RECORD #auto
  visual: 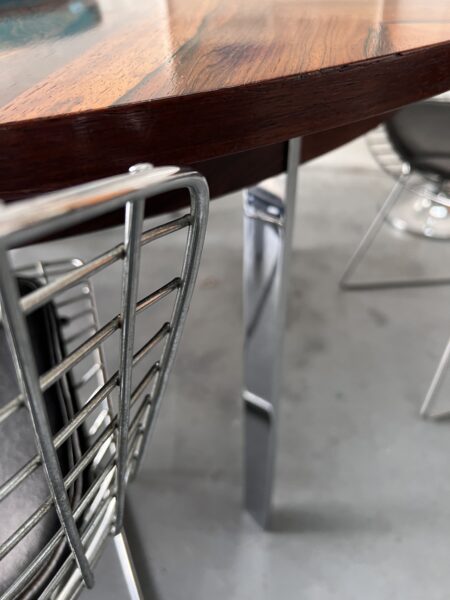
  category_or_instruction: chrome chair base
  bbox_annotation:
[387,184,450,240]
[243,138,301,528]
[340,168,450,420]
[340,169,450,291]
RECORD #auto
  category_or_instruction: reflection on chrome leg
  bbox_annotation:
[243,138,301,528]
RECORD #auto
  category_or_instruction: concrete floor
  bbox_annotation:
[39,137,450,599]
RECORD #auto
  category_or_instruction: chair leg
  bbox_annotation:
[340,167,450,290]
[243,137,301,528]
[340,166,450,420]
[339,169,430,291]
[114,532,144,600]
[420,336,450,420]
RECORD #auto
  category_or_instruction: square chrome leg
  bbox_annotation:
[243,138,301,528]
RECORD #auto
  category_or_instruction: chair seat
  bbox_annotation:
[386,100,450,180]
[0,278,82,599]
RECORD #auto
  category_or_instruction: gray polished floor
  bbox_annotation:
[70,137,450,599]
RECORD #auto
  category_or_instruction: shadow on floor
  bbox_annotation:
[270,503,391,536]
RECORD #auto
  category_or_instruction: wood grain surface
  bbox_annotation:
[1,0,449,202]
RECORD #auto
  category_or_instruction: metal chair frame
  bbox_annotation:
[341,92,450,291]
[13,259,144,599]
[340,139,450,291]
[0,164,209,599]
[339,95,450,419]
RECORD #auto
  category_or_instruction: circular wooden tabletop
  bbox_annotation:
[1,0,450,202]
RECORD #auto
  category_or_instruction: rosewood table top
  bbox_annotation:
[1,0,450,205]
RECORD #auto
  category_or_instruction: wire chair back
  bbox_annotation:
[0,164,209,599]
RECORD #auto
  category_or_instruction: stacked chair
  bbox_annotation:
[340,95,450,418]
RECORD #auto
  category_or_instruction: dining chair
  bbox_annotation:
[0,163,208,599]
[339,95,450,418]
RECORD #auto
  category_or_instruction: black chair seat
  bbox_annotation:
[386,100,450,180]
[0,278,83,599]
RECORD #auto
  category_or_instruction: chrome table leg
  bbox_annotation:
[243,137,301,527]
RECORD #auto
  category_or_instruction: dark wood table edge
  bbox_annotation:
[1,40,449,223]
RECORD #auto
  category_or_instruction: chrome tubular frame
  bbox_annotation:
[0,252,96,589]
[340,173,450,417]
[339,163,450,290]
[340,101,450,418]
[339,164,421,291]
[243,138,301,527]
[0,164,209,599]
[115,197,145,534]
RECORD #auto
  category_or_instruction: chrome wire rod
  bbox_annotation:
[1,316,165,598]
[16,214,190,317]
[0,165,197,245]
[126,396,152,461]
[115,198,145,533]
[14,259,85,273]
[1,463,117,600]
[0,361,159,561]
[132,172,209,474]
[339,168,411,290]
[0,317,120,423]
[42,428,148,600]
[0,279,179,423]
[130,364,160,408]
[20,245,124,315]
[0,421,116,561]
[81,275,112,425]
[0,498,54,560]
[38,495,116,600]
[54,423,146,600]
[140,214,190,245]
[0,165,209,600]
[0,325,169,503]
[0,249,94,589]
[133,323,170,364]
[136,278,181,313]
